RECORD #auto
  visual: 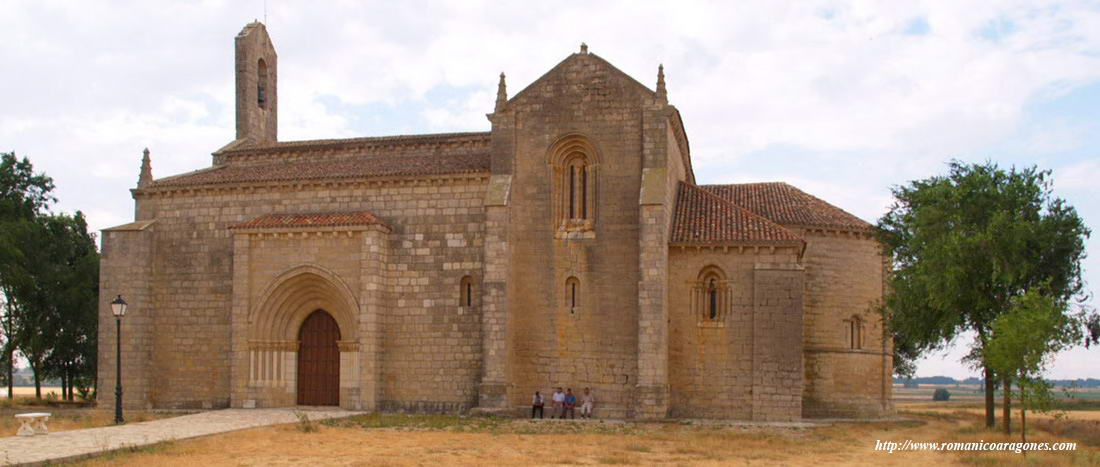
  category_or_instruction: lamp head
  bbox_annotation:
[111,295,128,317]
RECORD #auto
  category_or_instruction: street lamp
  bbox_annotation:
[110,295,127,424]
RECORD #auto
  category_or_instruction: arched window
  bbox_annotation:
[565,277,580,314]
[257,59,268,109]
[549,135,599,234]
[460,276,475,307]
[848,315,863,349]
[707,278,719,320]
[693,266,728,325]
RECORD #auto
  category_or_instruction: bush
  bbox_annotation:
[932,388,951,401]
[294,410,318,433]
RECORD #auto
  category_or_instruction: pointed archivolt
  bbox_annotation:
[250,265,359,343]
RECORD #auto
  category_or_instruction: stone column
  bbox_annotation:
[478,175,512,410]
[636,176,670,419]
[228,233,251,407]
[635,99,673,419]
[358,227,388,411]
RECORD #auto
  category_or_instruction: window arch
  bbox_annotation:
[257,58,269,109]
[692,266,729,325]
[565,277,580,314]
[847,315,864,349]
[549,135,599,233]
[459,276,475,307]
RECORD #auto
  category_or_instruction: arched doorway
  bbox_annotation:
[297,310,340,406]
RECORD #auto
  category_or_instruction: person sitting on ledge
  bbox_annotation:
[531,391,545,419]
[563,388,577,419]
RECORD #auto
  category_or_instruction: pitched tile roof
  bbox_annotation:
[216,131,491,155]
[702,182,871,231]
[230,211,386,230]
[671,182,802,244]
[149,151,490,188]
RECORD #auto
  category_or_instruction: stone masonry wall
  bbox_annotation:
[500,52,658,418]
[751,264,804,421]
[97,225,156,411]
[667,247,801,419]
[131,177,487,410]
[799,230,893,418]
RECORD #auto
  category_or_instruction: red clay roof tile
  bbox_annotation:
[702,182,871,231]
[671,182,802,244]
[150,151,489,188]
[230,211,385,230]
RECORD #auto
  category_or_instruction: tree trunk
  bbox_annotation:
[1019,371,1027,445]
[61,372,69,402]
[984,366,996,428]
[5,344,11,400]
[32,361,40,399]
[5,310,11,400]
[1002,377,1011,435]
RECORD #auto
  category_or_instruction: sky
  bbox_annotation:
[1,1,1098,380]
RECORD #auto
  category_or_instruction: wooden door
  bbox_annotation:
[297,310,340,406]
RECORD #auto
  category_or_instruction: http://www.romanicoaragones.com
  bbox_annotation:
[875,439,1076,454]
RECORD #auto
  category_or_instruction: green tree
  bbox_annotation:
[0,152,55,399]
[41,213,99,401]
[877,160,1092,429]
[3,213,99,399]
[985,289,1083,443]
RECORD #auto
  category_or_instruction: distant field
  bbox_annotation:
[894,383,1100,405]
[4,386,62,397]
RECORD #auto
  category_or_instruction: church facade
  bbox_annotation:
[98,22,893,420]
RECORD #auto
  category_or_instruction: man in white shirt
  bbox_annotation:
[552,387,565,419]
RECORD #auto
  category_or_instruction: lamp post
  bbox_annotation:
[110,295,127,424]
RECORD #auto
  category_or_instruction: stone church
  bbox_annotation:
[98,22,893,420]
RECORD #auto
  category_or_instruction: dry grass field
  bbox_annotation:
[73,407,1099,467]
[0,392,179,435]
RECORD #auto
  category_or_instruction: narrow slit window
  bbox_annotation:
[569,166,576,219]
[708,279,718,320]
[849,316,863,349]
[566,277,580,313]
[460,276,474,307]
[580,168,588,219]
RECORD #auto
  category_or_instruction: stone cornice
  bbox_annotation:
[670,243,804,254]
[132,172,490,199]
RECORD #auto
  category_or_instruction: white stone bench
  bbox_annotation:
[14,412,51,436]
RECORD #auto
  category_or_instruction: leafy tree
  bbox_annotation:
[0,152,54,220]
[4,213,99,399]
[877,160,1093,428]
[0,152,55,399]
[1,153,99,401]
[985,289,1082,443]
[41,213,99,401]
[932,388,951,401]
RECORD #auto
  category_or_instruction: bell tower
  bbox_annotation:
[234,21,277,144]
